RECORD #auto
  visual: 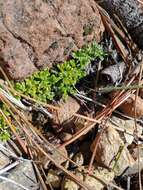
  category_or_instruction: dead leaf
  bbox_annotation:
[119,94,143,118]
[101,62,126,84]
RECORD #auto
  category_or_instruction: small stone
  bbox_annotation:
[62,177,79,190]
[119,157,143,190]
[62,165,114,190]
[108,116,142,145]
[74,117,87,133]
[101,62,126,84]
[0,151,10,170]
[122,158,143,176]
[43,146,68,169]
[72,152,84,167]
[46,169,62,188]
[0,161,38,190]
[83,166,115,190]
[59,132,72,142]
[0,79,7,85]
[61,171,83,190]
[74,116,91,140]
[56,97,80,124]
[90,126,135,176]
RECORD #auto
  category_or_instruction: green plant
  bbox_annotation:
[0,116,10,141]
[53,60,86,99]
[15,69,54,102]
[0,103,10,141]
[14,41,105,101]
[72,41,105,63]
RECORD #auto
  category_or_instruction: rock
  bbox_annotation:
[43,146,68,169]
[90,126,135,176]
[61,171,83,190]
[0,151,10,170]
[0,20,37,80]
[59,132,73,142]
[0,161,38,190]
[74,115,91,140]
[46,169,62,188]
[74,116,87,132]
[0,0,104,80]
[119,94,143,118]
[100,0,143,48]
[118,157,143,190]
[108,116,142,145]
[61,166,114,190]
[56,96,80,124]
[83,166,115,190]
[72,152,84,167]
[62,177,79,190]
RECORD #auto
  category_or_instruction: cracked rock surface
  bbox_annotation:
[0,0,104,80]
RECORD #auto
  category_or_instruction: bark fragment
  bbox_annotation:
[100,0,143,48]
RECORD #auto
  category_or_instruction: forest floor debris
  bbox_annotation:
[0,1,143,190]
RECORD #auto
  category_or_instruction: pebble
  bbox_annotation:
[72,152,84,167]
[90,125,135,176]
[46,169,62,188]
[59,132,72,142]
[61,165,114,190]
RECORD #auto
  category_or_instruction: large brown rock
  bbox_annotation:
[0,0,104,80]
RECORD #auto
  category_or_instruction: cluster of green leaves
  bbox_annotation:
[0,103,10,141]
[14,42,105,102]
[15,69,54,101]
[0,117,10,141]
